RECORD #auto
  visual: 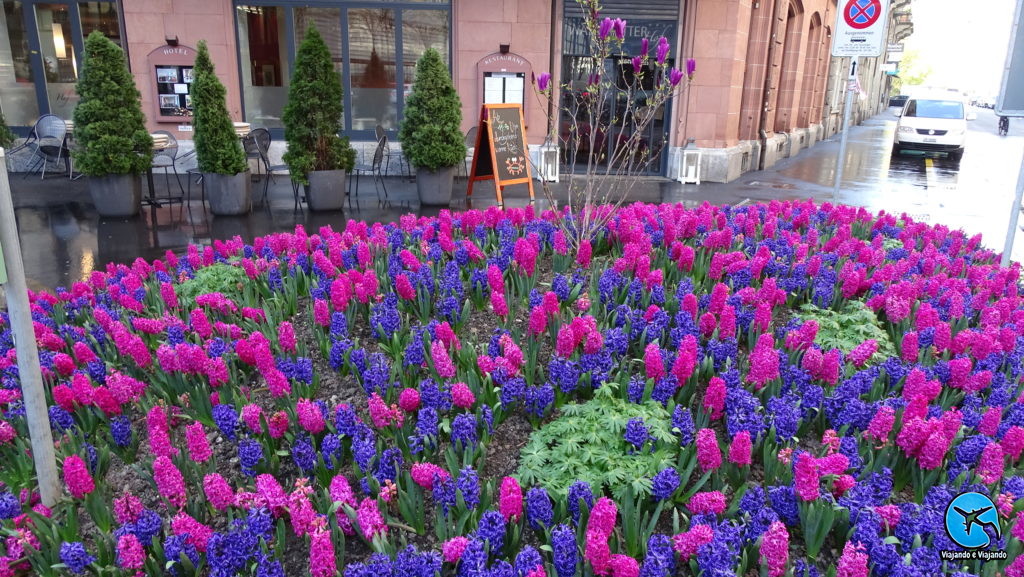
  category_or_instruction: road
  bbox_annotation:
[689,105,1024,263]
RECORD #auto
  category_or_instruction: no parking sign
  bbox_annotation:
[833,0,891,57]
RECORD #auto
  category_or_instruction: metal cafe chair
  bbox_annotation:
[16,114,71,179]
[248,127,297,209]
[460,126,478,178]
[150,130,186,217]
[350,136,389,209]
[376,124,410,181]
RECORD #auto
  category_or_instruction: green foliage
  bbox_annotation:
[0,106,15,149]
[893,49,931,92]
[282,27,356,185]
[192,40,247,175]
[796,300,897,362]
[72,31,152,176]
[176,263,247,304]
[399,48,465,171]
[516,387,678,501]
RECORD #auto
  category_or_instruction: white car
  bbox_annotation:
[892,95,976,162]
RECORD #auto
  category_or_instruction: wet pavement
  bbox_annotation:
[7,107,1024,291]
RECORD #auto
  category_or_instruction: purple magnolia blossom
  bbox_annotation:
[641,37,649,55]
[686,58,697,77]
[669,68,685,86]
[632,56,643,75]
[657,37,670,65]
[537,72,551,91]
[599,18,614,40]
[612,18,627,40]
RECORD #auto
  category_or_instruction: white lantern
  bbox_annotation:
[678,138,701,185]
[538,141,560,183]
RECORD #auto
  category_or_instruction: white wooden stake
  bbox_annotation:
[0,148,61,507]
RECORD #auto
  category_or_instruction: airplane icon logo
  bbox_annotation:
[945,493,1002,550]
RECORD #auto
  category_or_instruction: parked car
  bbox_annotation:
[888,94,910,108]
[892,94,976,162]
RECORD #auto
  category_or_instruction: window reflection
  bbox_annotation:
[237,5,288,128]
[295,7,343,127]
[349,8,396,131]
[37,3,77,119]
[79,2,121,47]
[401,9,448,91]
[0,1,39,125]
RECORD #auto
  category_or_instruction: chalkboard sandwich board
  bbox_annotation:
[467,103,535,206]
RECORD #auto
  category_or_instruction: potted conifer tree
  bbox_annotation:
[282,27,355,211]
[73,31,151,217]
[192,40,250,215]
[399,48,465,206]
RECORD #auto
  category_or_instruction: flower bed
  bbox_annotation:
[1,200,1023,576]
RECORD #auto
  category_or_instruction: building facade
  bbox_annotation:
[0,0,912,182]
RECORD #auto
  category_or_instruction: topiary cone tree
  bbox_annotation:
[72,31,152,177]
[399,48,465,173]
[282,26,355,186]
[192,40,246,176]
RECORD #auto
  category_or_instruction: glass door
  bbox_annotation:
[558,54,671,175]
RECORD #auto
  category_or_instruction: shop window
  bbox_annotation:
[0,1,39,126]
[236,5,287,128]
[78,2,120,47]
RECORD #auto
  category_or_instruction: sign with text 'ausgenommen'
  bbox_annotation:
[832,0,891,57]
[467,103,535,205]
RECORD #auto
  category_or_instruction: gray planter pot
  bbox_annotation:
[205,171,251,216]
[415,166,455,206]
[306,169,347,211]
[88,174,142,217]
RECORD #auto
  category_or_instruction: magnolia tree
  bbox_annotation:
[534,0,695,246]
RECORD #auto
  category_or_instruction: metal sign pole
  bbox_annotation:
[0,148,61,507]
[832,58,858,204]
[1002,150,1024,268]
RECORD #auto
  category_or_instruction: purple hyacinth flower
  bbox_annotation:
[537,72,551,91]
[599,18,614,40]
[686,58,697,77]
[657,37,670,65]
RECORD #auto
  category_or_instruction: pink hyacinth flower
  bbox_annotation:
[63,455,94,499]
[696,429,721,472]
[152,456,186,508]
[728,431,752,467]
[184,422,212,463]
[836,541,870,577]
[702,377,726,420]
[609,555,639,577]
[296,398,325,434]
[309,529,337,577]
[442,536,470,563]
[499,476,524,521]
[759,521,789,577]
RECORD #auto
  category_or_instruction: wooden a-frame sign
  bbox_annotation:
[467,103,535,205]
